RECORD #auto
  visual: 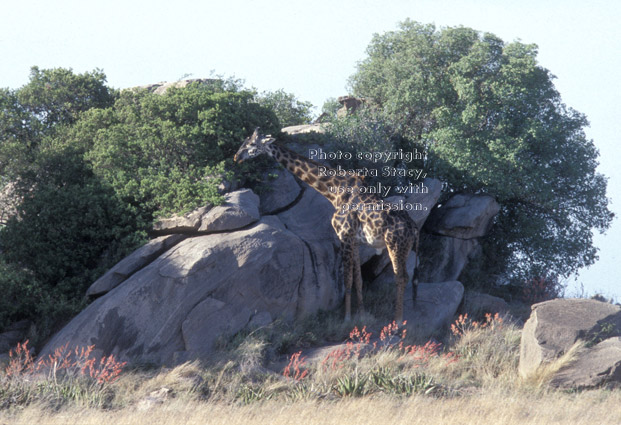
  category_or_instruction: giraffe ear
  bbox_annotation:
[261,135,276,145]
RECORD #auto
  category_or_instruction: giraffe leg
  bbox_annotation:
[387,242,410,324]
[352,241,364,315]
[342,241,354,322]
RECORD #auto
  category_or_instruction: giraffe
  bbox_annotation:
[234,128,419,322]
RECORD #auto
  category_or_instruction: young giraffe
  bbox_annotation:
[234,128,419,322]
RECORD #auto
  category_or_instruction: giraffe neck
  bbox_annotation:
[265,143,361,208]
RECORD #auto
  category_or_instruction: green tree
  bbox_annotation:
[0,67,115,184]
[321,97,341,120]
[256,89,314,127]
[16,66,115,131]
[349,20,613,287]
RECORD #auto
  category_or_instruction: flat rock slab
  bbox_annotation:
[152,189,261,235]
[152,206,210,234]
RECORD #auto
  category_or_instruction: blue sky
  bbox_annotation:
[2,0,620,298]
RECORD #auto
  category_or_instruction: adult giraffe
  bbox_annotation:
[234,128,419,322]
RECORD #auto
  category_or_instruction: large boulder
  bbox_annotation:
[404,178,443,229]
[40,215,342,365]
[275,186,342,315]
[258,169,302,215]
[549,337,621,389]
[39,134,478,367]
[418,236,480,283]
[519,298,621,389]
[426,194,500,239]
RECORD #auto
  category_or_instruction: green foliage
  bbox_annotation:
[368,368,437,396]
[0,68,282,336]
[348,20,613,287]
[0,67,115,180]
[68,83,279,216]
[255,89,314,127]
[0,260,42,332]
[16,66,115,131]
[334,368,369,397]
[320,97,341,120]
[0,166,146,330]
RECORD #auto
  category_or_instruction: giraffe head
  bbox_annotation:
[234,128,275,163]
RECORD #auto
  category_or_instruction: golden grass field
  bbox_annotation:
[5,389,621,425]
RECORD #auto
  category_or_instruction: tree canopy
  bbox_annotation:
[348,20,612,286]
[256,88,314,127]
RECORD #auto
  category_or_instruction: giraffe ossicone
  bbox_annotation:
[234,128,419,322]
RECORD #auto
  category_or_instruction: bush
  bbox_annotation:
[0,175,146,332]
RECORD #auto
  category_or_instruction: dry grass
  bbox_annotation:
[522,340,587,389]
[4,389,621,425]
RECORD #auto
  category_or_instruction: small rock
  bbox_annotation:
[404,281,465,337]
[461,291,509,317]
[137,387,172,411]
